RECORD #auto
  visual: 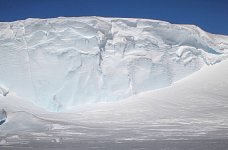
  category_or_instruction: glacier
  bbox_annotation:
[0,16,228,150]
[0,17,228,111]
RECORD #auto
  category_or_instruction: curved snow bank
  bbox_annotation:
[0,17,228,111]
[69,59,228,121]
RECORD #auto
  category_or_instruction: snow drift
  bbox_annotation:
[0,17,228,111]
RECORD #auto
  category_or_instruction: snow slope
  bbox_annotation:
[0,17,228,111]
[0,52,228,150]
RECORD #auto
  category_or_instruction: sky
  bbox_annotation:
[0,0,228,35]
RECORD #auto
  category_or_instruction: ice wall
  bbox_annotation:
[0,17,227,111]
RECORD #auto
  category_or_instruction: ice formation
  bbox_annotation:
[0,85,9,97]
[0,17,228,111]
[0,109,7,125]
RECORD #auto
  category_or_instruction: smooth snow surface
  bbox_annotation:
[0,17,228,111]
[0,54,228,150]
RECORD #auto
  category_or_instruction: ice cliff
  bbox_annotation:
[0,16,228,111]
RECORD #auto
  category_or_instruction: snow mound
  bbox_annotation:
[0,17,228,111]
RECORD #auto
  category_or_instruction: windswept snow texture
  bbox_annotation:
[0,17,228,111]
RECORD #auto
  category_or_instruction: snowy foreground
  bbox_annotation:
[0,17,228,149]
